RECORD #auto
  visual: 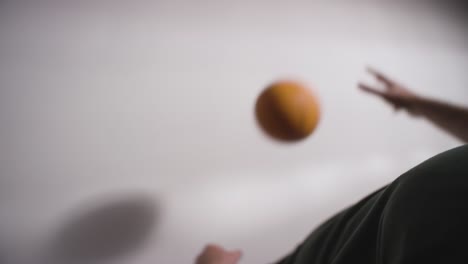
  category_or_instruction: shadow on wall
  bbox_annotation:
[47,193,158,264]
[432,0,468,22]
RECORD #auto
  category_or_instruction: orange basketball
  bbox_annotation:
[255,80,320,142]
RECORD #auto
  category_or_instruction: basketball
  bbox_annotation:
[255,80,320,142]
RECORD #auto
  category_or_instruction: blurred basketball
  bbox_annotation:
[255,80,320,142]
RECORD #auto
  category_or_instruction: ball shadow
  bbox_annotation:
[51,193,158,263]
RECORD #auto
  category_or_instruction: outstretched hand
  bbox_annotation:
[358,68,420,116]
[195,244,242,264]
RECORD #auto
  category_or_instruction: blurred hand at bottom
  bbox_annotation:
[195,244,242,264]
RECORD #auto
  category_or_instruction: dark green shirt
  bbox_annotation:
[276,145,468,264]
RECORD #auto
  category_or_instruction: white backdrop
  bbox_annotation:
[0,1,467,263]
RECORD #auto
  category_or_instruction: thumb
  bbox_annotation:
[227,250,242,263]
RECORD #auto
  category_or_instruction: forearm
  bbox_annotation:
[413,96,468,143]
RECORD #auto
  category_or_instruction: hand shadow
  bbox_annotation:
[48,193,158,264]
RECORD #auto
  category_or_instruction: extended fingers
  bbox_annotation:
[366,67,395,87]
[358,83,386,97]
[359,82,402,109]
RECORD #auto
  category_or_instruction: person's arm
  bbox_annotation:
[358,68,468,143]
[195,244,242,264]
